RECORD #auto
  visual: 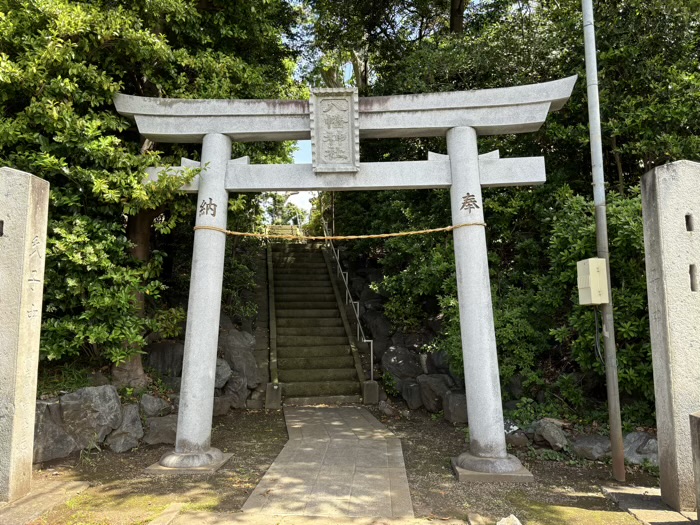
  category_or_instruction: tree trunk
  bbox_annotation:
[111,207,163,389]
[450,0,466,33]
[611,136,625,194]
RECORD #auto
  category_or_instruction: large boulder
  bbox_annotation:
[425,350,464,390]
[219,311,236,332]
[219,327,255,352]
[219,329,259,390]
[623,432,658,465]
[106,404,144,453]
[140,394,171,418]
[34,400,78,463]
[213,395,234,417]
[361,310,392,340]
[360,286,382,304]
[381,346,423,380]
[391,330,432,351]
[426,350,450,375]
[143,415,178,445]
[224,371,249,409]
[215,358,233,389]
[572,435,611,461]
[373,338,393,362]
[400,380,423,410]
[146,341,185,378]
[350,276,366,298]
[443,391,468,424]
[416,374,452,413]
[533,419,568,451]
[60,385,122,449]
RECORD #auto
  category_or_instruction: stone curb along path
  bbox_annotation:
[241,407,415,519]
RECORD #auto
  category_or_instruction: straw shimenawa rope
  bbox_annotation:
[193,222,486,241]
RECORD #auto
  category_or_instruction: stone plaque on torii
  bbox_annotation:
[114,75,576,479]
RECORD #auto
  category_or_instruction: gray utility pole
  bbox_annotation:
[581,0,625,482]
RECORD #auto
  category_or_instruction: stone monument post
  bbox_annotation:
[642,160,700,511]
[0,168,50,502]
[159,134,232,469]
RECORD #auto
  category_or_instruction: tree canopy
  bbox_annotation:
[306,0,700,423]
[0,0,301,368]
[1,0,698,421]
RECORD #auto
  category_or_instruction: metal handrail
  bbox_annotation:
[321,220,374,381]
[266,244,279,385]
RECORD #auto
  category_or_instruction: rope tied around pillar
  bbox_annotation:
[193,222,486,241]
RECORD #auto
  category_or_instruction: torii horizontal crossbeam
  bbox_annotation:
[147,154,545,193]
[115,76,576,143]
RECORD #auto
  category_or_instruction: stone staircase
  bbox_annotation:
[271,243,363,405]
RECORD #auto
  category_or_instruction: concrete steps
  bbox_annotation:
[278,356,355,369]
[279,368,358,382]
[274,280,333,288]
[277,318,343,328]
[276,293,338,302]
[277,345,352,358]
[283,381,361,397]
[276,309,339,318]
[278,335,349,346]
[277,326,347,336]
[275,301,338,310]
[283,395,362,406]
[271,242,361,406]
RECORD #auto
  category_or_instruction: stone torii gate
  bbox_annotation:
[114,76,576,480]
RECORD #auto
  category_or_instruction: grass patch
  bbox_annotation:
[37,362,93,398]
[507,491,639,525]
[182,497,221,512]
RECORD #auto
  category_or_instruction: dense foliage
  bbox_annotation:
[311,0,700,423]
[0,0,300,366]
[1,0,697,422]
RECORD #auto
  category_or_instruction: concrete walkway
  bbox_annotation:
[242,407,414,519]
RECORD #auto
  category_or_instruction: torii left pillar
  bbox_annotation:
[158,134,233,469]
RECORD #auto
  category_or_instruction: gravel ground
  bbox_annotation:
[368,406,656,524]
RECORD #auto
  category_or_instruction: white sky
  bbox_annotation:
[288,140,314,215]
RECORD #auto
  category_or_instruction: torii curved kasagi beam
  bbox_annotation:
[116,77,577,482]
[114,75,576,142]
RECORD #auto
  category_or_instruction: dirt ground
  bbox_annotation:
[375,408,654,524]
[28,407,656,525]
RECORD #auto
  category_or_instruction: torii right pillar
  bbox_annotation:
[447,127,533,481]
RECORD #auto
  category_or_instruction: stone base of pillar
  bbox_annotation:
[158,447,225,469]
[451,453,533,483]
[148,449,232,475]
[362,380,379,405]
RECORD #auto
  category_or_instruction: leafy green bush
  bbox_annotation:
[436,186,651,418]
[547,187,651,403]
[0,0,299,366]
[382,372,400,397]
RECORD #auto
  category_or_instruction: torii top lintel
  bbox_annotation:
[114,76,577,144]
